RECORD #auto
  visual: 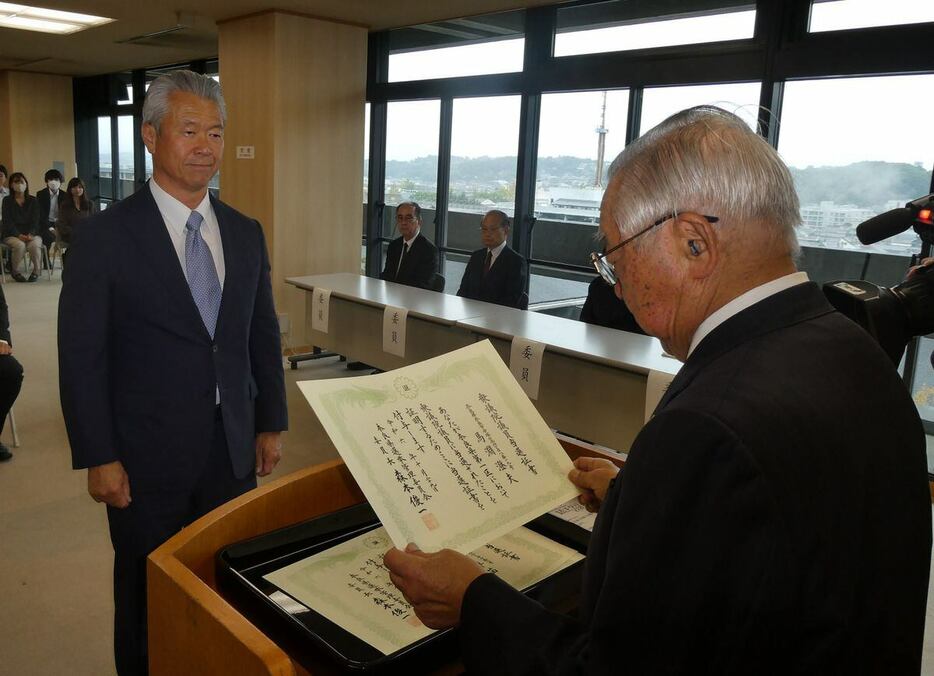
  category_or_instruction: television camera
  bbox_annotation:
[823,193,934,366]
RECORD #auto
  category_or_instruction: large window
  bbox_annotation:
[387,10,525,83]
[912,339,934,435]
[362,103,370,274]
[442,95,522,293]
[778,74,934,256]
[555,1,756,57]
[95,113,136,205]
[809,0,934,32]
[531,89,631,303]
[390,40,525,83]
[384,100,440,241]
[640,82,762,135]
[117,115,135,199]
[97,116,113,204]
[365,3,934,435]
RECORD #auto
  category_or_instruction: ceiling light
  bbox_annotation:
[0,2,114,35]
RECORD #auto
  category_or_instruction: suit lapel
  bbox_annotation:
[388,239,401,276]
[123,185,211,340]
[397,237,411,276]
[490,246,511,276]
[212,195,240,337]
[402,235,421,275]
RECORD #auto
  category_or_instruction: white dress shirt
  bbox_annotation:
[48,190,60,223]
[688,271,810,356]
[402,228,421,248]
[487,239,507,266]
[149,178,225,288]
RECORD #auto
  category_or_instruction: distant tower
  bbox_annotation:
[594,91,608,188]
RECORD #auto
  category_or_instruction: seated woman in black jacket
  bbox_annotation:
[1,172,42,282]
[57,177,94,241]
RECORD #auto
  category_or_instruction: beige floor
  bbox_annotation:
[1,276,934,675]
[0,274,351,675]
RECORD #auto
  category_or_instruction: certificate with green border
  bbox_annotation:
[297,340,580,554]
[264,525,584,655]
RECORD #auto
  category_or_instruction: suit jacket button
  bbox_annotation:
[212,345,218,353]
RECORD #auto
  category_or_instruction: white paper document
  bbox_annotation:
[549,498,598,532]
[509,336,546,400]
[297,340,579,554]
[382,305,408,357]
[264,525,584,655]
[311,287,331,334]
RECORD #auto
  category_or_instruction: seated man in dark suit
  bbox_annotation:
[385,106,931,673]
[36,168,64,252]
[456,209,528,309]
[0,283,23,462]
[380,201,438,289]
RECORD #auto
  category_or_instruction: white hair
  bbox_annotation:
[606,105,800,257]
[141,70,226,133]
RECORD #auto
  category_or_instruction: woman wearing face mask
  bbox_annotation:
[1,172,42,282]
[56,178,94,266]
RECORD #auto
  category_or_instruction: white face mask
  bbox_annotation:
[48,180,61,192]
[12,183,26,194]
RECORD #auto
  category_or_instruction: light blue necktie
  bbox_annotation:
[185,210,221,338]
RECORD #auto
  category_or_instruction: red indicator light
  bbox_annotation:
[919,208,933,224]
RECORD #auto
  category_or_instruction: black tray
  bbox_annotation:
[217,502,590,673]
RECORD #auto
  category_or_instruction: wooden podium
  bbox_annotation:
[147,442,622,675]
[147,459,366,675]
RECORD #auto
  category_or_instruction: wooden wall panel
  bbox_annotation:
[3,71,75,189]
[219,12,366,347]
[0,74,11,174]
[218,14,277,237]
[273,13,366,348]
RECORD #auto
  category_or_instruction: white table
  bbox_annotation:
[287,273,680,451]
[287,273,493,370]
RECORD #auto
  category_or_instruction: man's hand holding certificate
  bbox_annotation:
[269,340,593,655]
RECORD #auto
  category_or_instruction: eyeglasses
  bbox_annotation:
[396,214,418,223]
[590,212,719,286]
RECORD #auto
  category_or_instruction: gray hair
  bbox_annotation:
[606,105,800,257]
[142,70,226,133]
[484,209,510,230]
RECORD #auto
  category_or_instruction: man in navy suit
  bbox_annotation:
[59,71,287,676]
[385,107,931,672]
[380,201,438,289]
[456,209,528,309]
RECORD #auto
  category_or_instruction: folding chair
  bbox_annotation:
[49,231,68,273]
[0,242,9,284]
[7,408,18,448]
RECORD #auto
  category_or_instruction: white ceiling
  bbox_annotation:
[0,0,560,77]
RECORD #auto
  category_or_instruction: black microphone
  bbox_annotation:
[856,208,914,245]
